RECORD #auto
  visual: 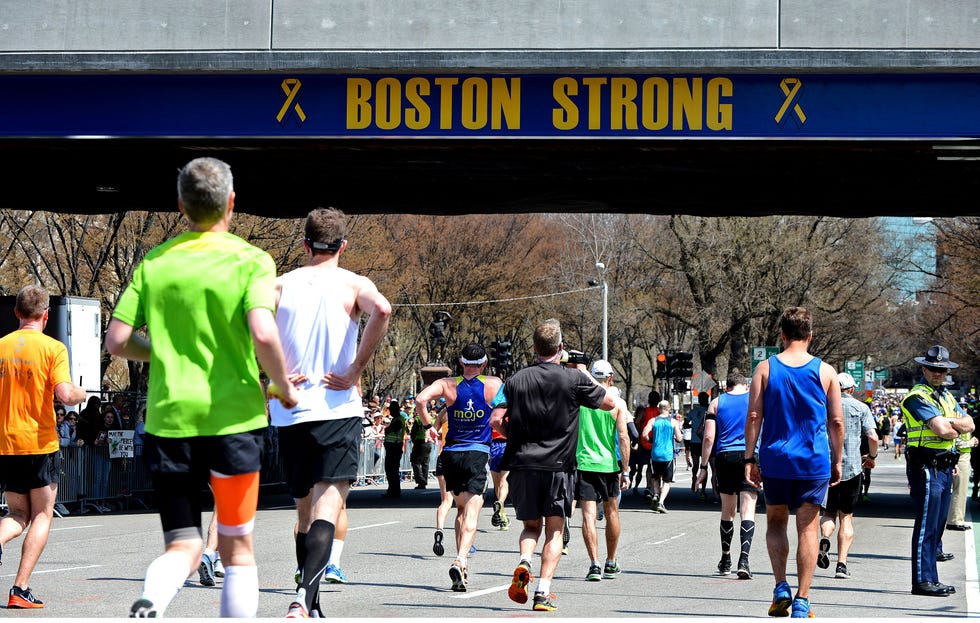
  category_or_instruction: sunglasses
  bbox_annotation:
[924,366,947,374]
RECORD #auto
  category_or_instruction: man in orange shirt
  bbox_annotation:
[0,286,87,608]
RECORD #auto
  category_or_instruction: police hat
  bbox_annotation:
[914,345,959,369]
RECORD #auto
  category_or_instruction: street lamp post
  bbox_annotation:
[590,262,608,362]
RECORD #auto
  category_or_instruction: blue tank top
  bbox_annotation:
[715,391,751,453]
[761,356,829,479]
[445,375,492,453]
[651,417,675,462]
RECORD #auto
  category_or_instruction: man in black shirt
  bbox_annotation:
[490,319,614,612]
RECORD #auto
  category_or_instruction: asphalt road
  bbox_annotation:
[2,450,977,619]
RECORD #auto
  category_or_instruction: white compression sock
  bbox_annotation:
[139,552,190,616]
[220,565,259,617]
[327,539,345,567]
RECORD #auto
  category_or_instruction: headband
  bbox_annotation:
[305,237,345,253]
[460,355,489,365]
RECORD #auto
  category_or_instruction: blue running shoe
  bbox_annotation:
[469,544,477,555]
[790,597,813,618]
[768,581,792,617]
[324,564,348,584]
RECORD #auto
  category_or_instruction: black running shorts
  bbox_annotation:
[143,429,264,537]
[0,451,60,494]
[823,473,862,516]
[575,470,621,503]
[441,449,490,496]
[277,417,361,499]
[715,451,759,495]
[508,469,574,520]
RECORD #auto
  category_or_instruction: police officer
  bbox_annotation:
[902,345,975,597]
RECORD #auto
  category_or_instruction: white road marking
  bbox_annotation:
[348,521,399,531]
[645,532,686,546]
[50,524,102,532]
[965,506,978,616]
[1,564,100,578]
[453,584,510,599]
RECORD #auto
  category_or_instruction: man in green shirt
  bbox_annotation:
[575,360,631,583]
[105,157,298,618]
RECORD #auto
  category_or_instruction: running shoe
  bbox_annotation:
[768,581,793,617]
[835,562,850,579]
[586,563,602,581]
[717,553,732,575]
[433,529,445,556]
[294,567,302,585]
[213,556,225,577]
[562,545,569,556]
[657,502,668,514]
[562,522,570,547]
[817,537,831,569]
[532,591,558,611]
[499,511,510,531]
[790,597,813,618]
[129,598,157,618]
[491,501,503,527]
[324,564,348,584]
[469,544,477,556]
[286,601,310,618]
[603,560,621,579]
[650,496,660,512]
[8,586,43,609]
[449,560,469,592]
[737,556,752,580]
[508,561,534,604]
[597,506,605,522]
[198,558,216,587]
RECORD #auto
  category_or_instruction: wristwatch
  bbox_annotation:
[744,456,758,465]
[868,454,877,459]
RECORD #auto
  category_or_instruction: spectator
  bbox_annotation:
[88,407,115,512]
[64,411,81,447]
[56,406,72,447]
[76,395,102,446]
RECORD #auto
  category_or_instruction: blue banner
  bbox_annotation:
[1,73,978,139]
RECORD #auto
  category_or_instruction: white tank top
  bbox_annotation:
[269,268,361,426]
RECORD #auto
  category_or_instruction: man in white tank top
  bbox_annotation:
[270,208,393,619]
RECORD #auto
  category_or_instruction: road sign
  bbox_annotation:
[751,346,780,370]
[874,368,889,380]
[845,360,865,385]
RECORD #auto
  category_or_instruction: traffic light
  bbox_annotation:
[497,340,513,372]
[489,340,500,369]
[655,352,667,378]
[672,351,694,378]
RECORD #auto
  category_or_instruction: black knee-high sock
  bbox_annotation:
[740,520,756,559]
[295,531,308,580]
[720,520,734,554]
[300,520,335,611]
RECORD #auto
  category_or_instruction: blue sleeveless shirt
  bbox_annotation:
[715,391,751,453]
[761,356,829,479]
[650,417,676,462]
[445,375,492,453]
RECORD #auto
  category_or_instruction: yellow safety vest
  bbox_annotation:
[901,384,959,451]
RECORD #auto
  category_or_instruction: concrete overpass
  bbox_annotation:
[1,1,979,217]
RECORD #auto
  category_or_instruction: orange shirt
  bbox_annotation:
[0,329,72,455]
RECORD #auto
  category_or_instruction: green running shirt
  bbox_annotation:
[112,231,276,438]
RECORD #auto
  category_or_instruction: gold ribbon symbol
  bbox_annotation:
[276,78,307,125]
[774,78,806,126]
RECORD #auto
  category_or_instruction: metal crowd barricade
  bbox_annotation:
[39,429,444,515]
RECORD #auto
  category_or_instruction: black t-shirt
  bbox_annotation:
[497,361,607,472]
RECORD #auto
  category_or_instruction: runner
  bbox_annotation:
[105,157,299,618]
[490,319,614,611]
[0,285,87,609]
[415,343,502,592]
[269,207,392,618]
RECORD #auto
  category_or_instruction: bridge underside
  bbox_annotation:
[5,138,979,218]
